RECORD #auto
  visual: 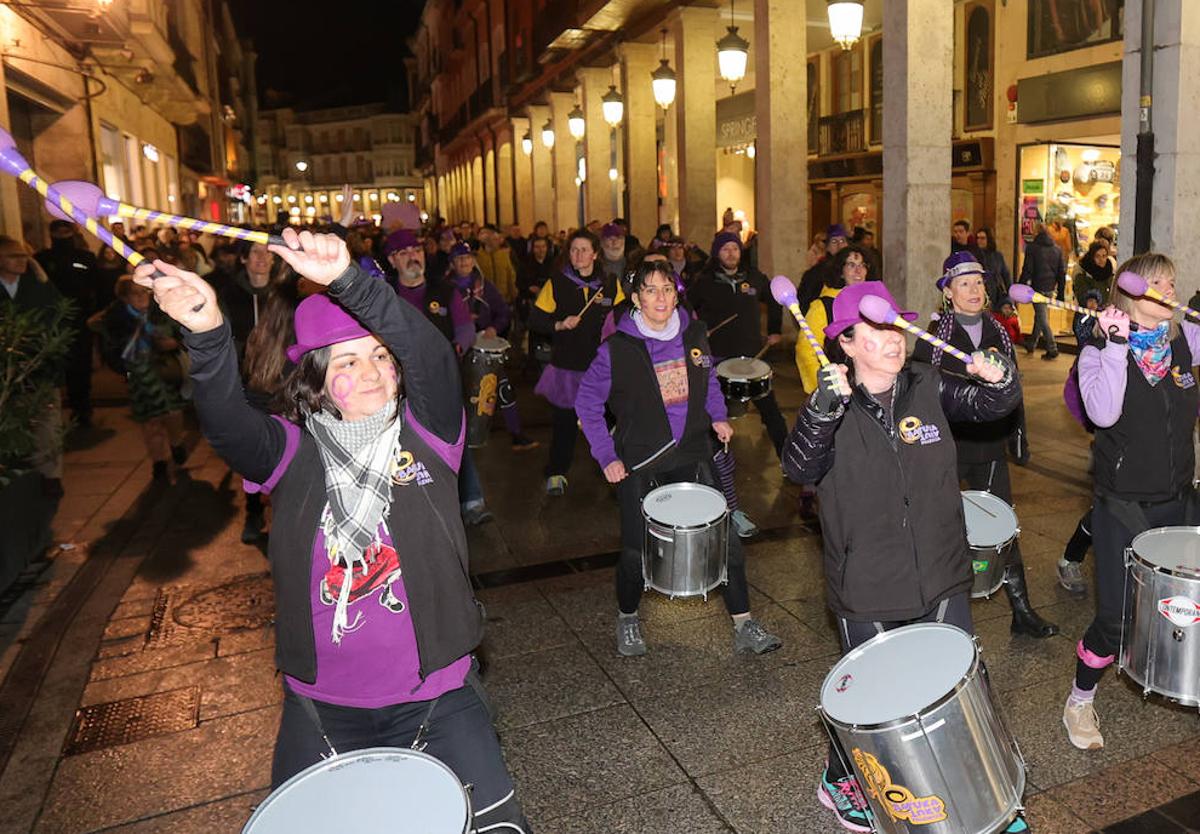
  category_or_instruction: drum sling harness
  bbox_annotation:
[868,597,950,635]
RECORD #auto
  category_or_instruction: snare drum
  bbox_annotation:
[243,747,471,834]
[820,624,1026,834]
[641,482,729,599]
[1120,526,1200,706]
[961,490,1019,598]
[463,336,511,448]
[716,357,773,402]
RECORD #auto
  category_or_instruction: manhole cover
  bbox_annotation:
[173,573,275,631]
[65,686,200,755]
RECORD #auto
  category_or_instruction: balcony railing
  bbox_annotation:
[818,110,866,157]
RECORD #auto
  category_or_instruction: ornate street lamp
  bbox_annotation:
[601,85,624,128]
[567,103,586,140]
[541,119,555,149]
[716,0,750,92]
[651,27,678,110]
[521,132,533,155]
[827,1,865,50]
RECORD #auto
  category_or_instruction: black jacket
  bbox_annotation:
[528,268,620,371]
[976,248,1012,309]
[35,241,98,321]
[216,270,271,362]
[184,264,483,684]
[687,265,781,359]
[911,314,1021,465]
[782,361,1021,620]
[1018,231,1066,298]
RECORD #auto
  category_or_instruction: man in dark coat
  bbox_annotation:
[36,220,99,426]
[1017,222,1067,359]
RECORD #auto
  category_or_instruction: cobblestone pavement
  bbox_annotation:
[0,354,1197,833]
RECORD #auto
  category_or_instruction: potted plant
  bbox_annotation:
[0,297,73,593]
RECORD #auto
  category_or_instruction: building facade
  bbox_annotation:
[414,0,1197,324]
[0,0,257,247]
[254,103,423,226]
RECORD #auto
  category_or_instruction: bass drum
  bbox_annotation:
[463,336,510,448]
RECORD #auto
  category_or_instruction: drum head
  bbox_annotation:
[821,623,976,727]
[1130,526,1200,572]
[642,483,727,527]
[961,491,1018,548]
[243,747,469,834]
[716,357,771,380]
[474,336,510,354]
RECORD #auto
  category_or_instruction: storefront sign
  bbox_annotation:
[1016,62,1122,124]
[1022,179,1044,195]
[716,91,756,148]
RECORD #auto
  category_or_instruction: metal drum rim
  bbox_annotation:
[819,623,981,732]
[641,483,728,529]
[1129,525,1200,578]
[243,746,471,833]
[716,357,773,382]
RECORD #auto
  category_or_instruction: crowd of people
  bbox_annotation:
[3,187,1189,834]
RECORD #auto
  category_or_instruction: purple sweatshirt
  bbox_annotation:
[450,270,511,335]
[1079,319,1200,427]
[395,281,476,354]
[577,309,727,469]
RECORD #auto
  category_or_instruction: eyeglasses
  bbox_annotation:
[639,284,677,298]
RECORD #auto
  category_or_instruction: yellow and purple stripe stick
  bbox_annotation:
[48,179,284,246]
[770,275,830,367]
[1008,283,1096,318]
[858,295,974,364]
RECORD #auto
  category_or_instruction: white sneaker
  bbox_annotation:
[1063,696,1104,750]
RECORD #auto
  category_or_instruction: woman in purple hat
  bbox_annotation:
[912,252,1058,639]
[132,229,530,832]
[781,282,1030,834]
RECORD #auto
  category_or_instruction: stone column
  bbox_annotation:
[549,91,580,232]
[0,60,19,239]
[527,105,554,228]
[511,116,535,230]
[754,0,807,282]
[1119,0,1200,264]
[496,135,515,228]
[882,0,954,318]
[579,67,615,226]
[621,42,661,243]
[674,5,719,245]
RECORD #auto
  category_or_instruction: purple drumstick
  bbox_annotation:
[1008,284,1036,304]
[770,274,798,307]
[1116,271,1148,296]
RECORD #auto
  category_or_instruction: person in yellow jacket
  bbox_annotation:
[475,225,519,303]
[794,245,874,391]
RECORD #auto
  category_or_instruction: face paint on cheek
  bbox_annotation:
[330,373,354,407]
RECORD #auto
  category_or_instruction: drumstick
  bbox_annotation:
[857,295,975,364]
[752,342,771,361]
[770,275,830,367]
[1117,271,1200,320]
[1008,284,1097,318]
[963,493,998,518]
[577,288,604,317]
[47,179,285,246]
[0,128,206,313]
[708,313,738,337]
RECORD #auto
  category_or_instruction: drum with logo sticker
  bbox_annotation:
[819,623,1026,834]
[641,482,729,599]
[463,336,511,448]
[1120,526,1200,707]
[243,747,471,833]
[961,491,1019,598]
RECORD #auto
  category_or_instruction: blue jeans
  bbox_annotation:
[458,447,484,507]
[1031,302,1057,355]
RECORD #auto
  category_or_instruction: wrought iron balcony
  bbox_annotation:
[818,110,866,157]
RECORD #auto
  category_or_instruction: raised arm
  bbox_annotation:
[937,355,1021,424]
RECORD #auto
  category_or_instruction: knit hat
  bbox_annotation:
[939,251,985,290]
[382,229,420,257]
[601,223,624,239]
[824,282,918,340]
[826,224,848,242]
[711,231,742,260]
[287,294,371,363]
[449,242,474,259]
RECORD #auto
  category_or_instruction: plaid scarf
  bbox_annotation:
[306,398,403,643]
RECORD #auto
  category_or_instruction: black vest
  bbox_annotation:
[414,278,458,344]
[548,270,620,371]
[1093,334,1198,502]
[268,408,483,683]
[607,320,714,471]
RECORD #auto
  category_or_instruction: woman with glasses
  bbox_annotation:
[575,260,782,658]
[794,244,875,394]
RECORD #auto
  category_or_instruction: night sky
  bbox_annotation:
[232,0,426,111]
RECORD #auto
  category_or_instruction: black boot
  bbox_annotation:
[1006,562,1058,638]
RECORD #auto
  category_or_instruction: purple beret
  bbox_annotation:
[826,224,848,242]
[450,242,474,259]
[382,229,420,257]
[601,223,623,239]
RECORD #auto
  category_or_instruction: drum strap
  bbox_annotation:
[294,692,442,756]
[867,598,949,634]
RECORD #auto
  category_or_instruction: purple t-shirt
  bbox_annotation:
[286,524,471,708]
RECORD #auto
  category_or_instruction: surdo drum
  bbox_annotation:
[463,336,510,448]
[641,482,729,599]
[960,491,1018,599]
[716,357,772,418]
[819,624,1026,834]
[242,747,471,834]
[1120,527,1200,707]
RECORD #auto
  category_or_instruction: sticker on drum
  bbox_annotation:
[642,483,727,527]
[851,749,948,826]
[1158,596,1200,627]
[243,747,470,834]
[820,623,975,726]
[961,491,1018,548]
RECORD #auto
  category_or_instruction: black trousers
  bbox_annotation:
[752,391,788,458]
[826,593,974,781]
[273,677,530,832]
[64,325,93,419]
[615,458,750,616]
[544,406,578,478]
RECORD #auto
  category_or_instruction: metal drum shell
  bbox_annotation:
[641,484,729,600]
[961,491,1018,599]
[1120,526,1200,707]
[820,626,1026,834]
[463,341,509,449]
[716,357,773,403]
